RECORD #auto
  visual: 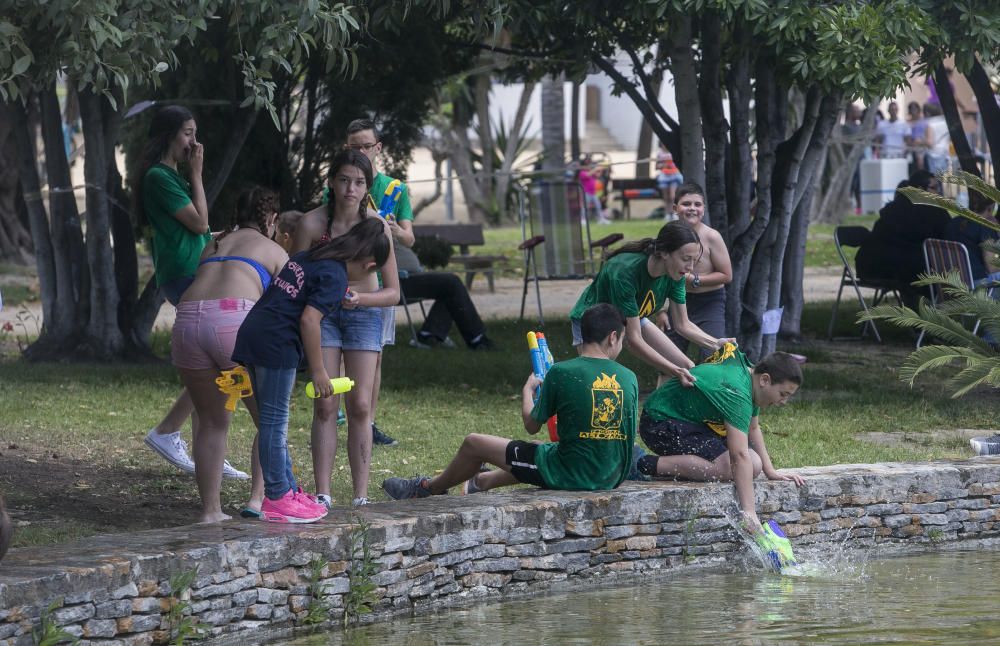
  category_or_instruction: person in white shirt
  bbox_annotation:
[875,101,912,158]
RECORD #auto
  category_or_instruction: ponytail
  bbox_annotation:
[605,220,700,261]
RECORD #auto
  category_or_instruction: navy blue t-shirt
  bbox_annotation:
[232,252,347,369]
[945,216,999,281]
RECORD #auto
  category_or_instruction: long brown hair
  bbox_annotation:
[306,217,390,267]
[325,149,374,233]
[130,105,194,229]
[605,220,701,261]
[214,186,278,251]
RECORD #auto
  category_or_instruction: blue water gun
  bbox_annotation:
[527,331,547,390]
[377,179,403,220]
[754,520,798,572]
[527,331,559,441]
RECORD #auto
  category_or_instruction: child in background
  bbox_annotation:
[662,182,733,360]
[275,210,303,254]
[381,303,638,498]
[231,218,391,523]
[578,157,610,225]
[656,144,684,217]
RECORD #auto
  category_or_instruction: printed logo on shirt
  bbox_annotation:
[705,420,727,437]
[581,372,626,440]
[638,290,657,318]
[273,261,305,299]
[704,342,737,364]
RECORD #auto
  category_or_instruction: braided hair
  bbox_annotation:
[215,186,278,251]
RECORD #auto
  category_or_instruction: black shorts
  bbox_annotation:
[639,411,728,462]
[505,440,548,488]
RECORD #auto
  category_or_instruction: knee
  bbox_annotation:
[750,450,763,477]
[312,397,339,423]
[346,394,372,422]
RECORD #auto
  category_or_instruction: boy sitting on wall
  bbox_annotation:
[635,344,805,532]
[382,303,639,498]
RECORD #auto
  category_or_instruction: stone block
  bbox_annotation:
[565,519,604,537]
[271,607,293,623]
[244,605,272,620]
[460,573,510,588]
[130,598,165,614]
[197,607,246,627]
[254,588,289,605]
[208,597,232,611]
[917,513,949,526]
[231,590,257,607]
[902,502,948,514]
[518,555,565,570]
[505,543,546,557]
[318,578,350,596]
[894,524,924,538]
[52,603,95,626]
[95,600,132,620]
[624,536,657,551]
[604,526,636,540]
[191,574,257,600]
[407,562,436,579]
[953,498,989,510]
[506,527,543,544]
[113,583,139,600]
[287,596,311,614]
[259,568,299,589]
[116,614,162,634]
[408,582,436,599]
[946,509,971,522]
[883,514,913,529]
[82,619,118,639]
[770,511,802,523]
[864,503,902,515]
[969,483,1000,496]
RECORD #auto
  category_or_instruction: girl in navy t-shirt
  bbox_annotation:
[232,218,391,523]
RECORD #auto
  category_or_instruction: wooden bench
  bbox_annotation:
[612,177,660,219]
[412,223,504,292]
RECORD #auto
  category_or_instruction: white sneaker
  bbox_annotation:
[144,430,195,473]
[222,460,250,480]
[351,497,370,507]
[315,494,333,509]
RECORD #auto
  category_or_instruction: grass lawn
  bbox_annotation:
[1,299,997,548]
[472,213,878,278]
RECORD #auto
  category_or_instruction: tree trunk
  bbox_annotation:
[540,75,565,174]
[78,88,124,357]
[474,71,495,205]
[815,106,877,222]
[729,58,782,347]
[634,66,663,178]
[965,57,1000,173]
[667,15,702,188]
[699,12,729,233]
[934,62,978,176]
[205,106,259,210]
[570,82,581,163]
[0,113,31,264]
[779,93,842,341]
[724,31,753,245]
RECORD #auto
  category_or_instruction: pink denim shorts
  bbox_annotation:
[171,298,255,370]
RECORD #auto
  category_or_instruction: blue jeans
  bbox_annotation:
[246,364,298,500]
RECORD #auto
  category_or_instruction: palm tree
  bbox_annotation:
[861,171,1000,398]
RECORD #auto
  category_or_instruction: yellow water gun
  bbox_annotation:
[216,366,253,412]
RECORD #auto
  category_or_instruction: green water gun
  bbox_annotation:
[755,519,798,572]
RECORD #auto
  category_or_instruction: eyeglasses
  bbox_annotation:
[344,142,379,151]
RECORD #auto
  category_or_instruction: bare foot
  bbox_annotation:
[197,512,232,524]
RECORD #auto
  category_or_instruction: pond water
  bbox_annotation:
[289,548,1000,645]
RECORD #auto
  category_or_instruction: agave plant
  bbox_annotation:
[861,170,1000,398]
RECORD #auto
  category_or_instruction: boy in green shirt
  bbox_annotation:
[636,345,805,532]
[382,303,639,498]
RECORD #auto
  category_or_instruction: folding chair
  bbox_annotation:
[397,270,429,348]
[916,238,986,348]
[826,226,901,342]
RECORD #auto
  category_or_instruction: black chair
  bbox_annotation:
[826,226,901,342]
[397,270,429,348]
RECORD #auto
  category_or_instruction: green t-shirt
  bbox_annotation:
[569,252,686,320]
[530,356,639,491]
[642,345,760,436]
[370,172,413,222]
[143,164,211,286]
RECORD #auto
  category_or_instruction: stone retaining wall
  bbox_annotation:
[2,458,1000,645]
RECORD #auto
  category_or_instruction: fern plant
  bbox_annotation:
[862,170,1000,397]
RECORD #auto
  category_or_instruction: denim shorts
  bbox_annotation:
[380,306,396,347]
[320,306,383,352]
[171,298,254,370]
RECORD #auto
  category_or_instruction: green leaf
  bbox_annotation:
[12,55,31,76]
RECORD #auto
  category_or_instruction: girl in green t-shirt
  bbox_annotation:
[570,221,732,387]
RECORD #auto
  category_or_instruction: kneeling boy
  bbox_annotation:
[382,303,638,498]
[635,345,804,532]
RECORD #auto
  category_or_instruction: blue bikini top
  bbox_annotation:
[200,255,272,290]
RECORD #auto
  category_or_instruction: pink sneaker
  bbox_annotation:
[261,489,327,523]
[293,488,329,514]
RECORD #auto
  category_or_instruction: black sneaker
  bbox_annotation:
[372,423,398,446]
[470,336,497,351]
[382,476,432,500]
